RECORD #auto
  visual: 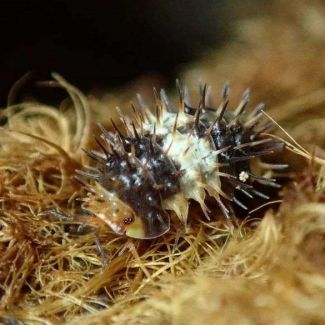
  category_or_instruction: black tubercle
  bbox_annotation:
[180,83,283,214]
[101,135,181,197]
[90,133,181,236]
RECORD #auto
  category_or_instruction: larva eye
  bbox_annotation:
[123,216,134,225]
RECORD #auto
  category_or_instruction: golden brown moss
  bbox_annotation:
[0,71,324,324]
[0,1,325,323]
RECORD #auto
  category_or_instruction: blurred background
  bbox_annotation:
[0,0,269,105]
[0,0,324,113]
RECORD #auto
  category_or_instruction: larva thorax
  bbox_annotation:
[78,82,284,239]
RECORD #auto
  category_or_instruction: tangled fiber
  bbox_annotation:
[0,2,325,323]
[0,71,324,325]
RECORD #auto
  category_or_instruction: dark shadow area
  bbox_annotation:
[0,0,233,105]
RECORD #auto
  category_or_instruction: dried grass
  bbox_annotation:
[0,71,324,324]
[0,1,325,324]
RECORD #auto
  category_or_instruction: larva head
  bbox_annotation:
[82,183,170,239]
[78,132,180,239]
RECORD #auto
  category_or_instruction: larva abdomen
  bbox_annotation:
[78,82,285,239]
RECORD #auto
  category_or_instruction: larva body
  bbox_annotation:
[78,83,284,239]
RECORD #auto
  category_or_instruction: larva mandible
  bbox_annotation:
[77,81,285,239]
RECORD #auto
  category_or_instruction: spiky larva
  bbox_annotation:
[78,82,285,239]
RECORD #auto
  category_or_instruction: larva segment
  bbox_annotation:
[78,129,180,239]
[81,183,140,236]
[78,81,284,238]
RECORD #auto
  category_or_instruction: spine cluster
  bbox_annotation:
[78,82,285,239]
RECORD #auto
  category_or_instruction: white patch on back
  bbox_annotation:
[144,109,222,205]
